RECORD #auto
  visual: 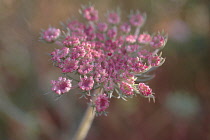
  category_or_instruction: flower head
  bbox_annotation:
[41,4,167,116]
[120,22,131,33]
[138,83,153,96]
[107,12,120,24]
[59,58,79,73]
[107,28,117,39]
[120,81,134,96]
[78,63,94,75]
[51,77,72,95]
[83,6,98,21]
[67,20,85,32]
[97,22,108,32]
[138,33,151,44]
[150,35,165,49]
[63,36,81,47]
[42,27,60,42]
[126,35,137,43]
[129,12,145,27]
[51,47,69,62]
[148,55,161,66]
[70,45,86,59]
[95,94,109,112]
[78,76,94,91]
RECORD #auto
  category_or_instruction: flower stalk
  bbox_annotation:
[72,88,101,140]
[72,101,95,140]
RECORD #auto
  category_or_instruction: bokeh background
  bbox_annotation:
[0,0,210,140]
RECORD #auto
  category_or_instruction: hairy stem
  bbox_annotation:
[72,88,101,140]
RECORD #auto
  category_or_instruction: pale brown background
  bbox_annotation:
[0,0,210,140]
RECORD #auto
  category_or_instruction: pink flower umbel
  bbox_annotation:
[78,76,94,91]
[107,12,120,24]
[120,22,131,33]
[71,45,86,59]
[120,81,134,96]
[97,22,108,32]
[51,47,69,62]
[40,4,168,116]
[42,27,60,42]
[78,63,93,75]
[63,36,80,47]
[148,55,161,67]
[59,58,79,73]
[138,33,151,44]
[126,35,137,43]
[95,94,109,112]
[51,77,72,95]
[138,83,153,96]
[107,28,117,38]
[82,6,98,21]
[150,35,166,49]
[138,49,151,59]
[129,12,145,27]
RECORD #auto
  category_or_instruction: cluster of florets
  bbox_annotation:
[40,4,167,116]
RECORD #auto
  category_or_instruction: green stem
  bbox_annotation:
[72,89,100,140]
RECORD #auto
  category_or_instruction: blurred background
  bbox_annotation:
[0,0,210,140]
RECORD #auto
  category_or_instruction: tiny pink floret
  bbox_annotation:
[120,23,131,33]
[120,81,134,95]
[129,13,144,27]
[107,28,117,38]
[51,47,69,62]
[138,83,153,96]
[43,27,60,42]
[97,22,108,32]
[150,35,165,49]
[59,58,79,73]
[51,77,72,95]
[108,12,120,24]
[148,55,161,66]
[78,76,94,91]
[95,94,109,112]
[63,36,80,47]
[83,6,98,21]
[78,63,93,75]
[126,35,137,43]
[138,33,151,44]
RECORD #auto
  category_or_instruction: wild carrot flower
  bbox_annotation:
[70,45,86,59]
[95,94,109,112]
[120,81,134,96]
[51,47,69,62]
[63,36,81,47]
[107,28,117,38]
[51,77,72,95]
[120,22,131,33]
[138,83,153,96]
[107,12,120,24]
[82,6,98,21]
[42,27,60,42]
[138,33,151,44]
[59,58,79,73]
[97,22,108,32]
[78,76,94,91]
[67,20,85,32]
[148,55,161,67]
[138,49,151,59]
[129,12,145,27]
[40,4,167,115]
[78,63,93,75]
[126,35,137,43]
[150,35,166,49]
